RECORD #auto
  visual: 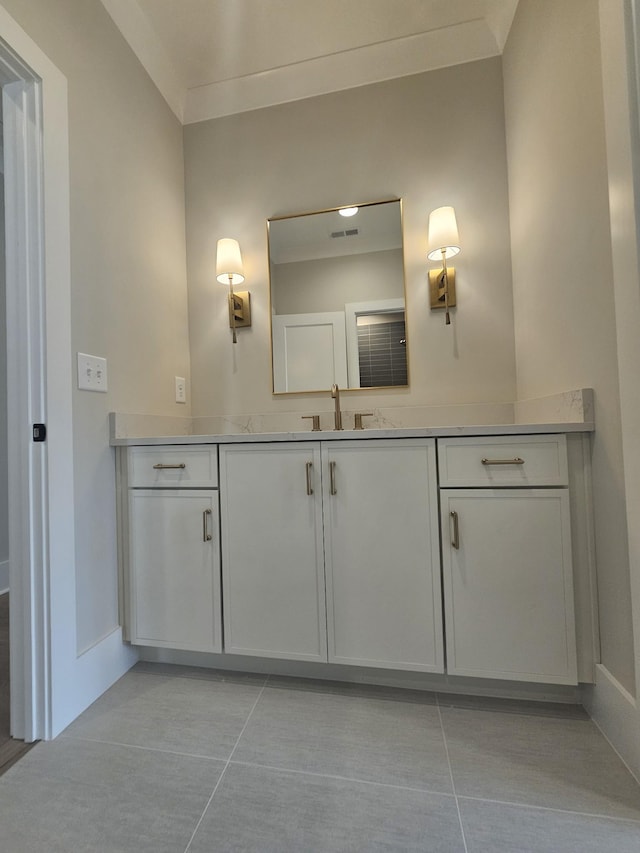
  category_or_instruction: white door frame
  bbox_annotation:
[0,11,73,742]
[2,73,48,744]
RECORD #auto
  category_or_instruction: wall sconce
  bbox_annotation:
[427,206,460,325]
[216,237,251,343]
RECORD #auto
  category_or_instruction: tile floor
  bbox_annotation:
[1,662,640,852]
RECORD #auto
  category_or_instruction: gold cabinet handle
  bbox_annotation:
[153,463,186,469]
[305,461,314,495]
[329,460,337,495]
[481,457,525,465]
[202,508,212,542]
[450,510,460,549]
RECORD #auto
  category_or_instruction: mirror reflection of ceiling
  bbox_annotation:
[269,204,402,265]
[99,0,520,122]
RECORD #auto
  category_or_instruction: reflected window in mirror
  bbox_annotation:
[268,199,408,394]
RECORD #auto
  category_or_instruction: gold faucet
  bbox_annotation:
[331,383,343,430]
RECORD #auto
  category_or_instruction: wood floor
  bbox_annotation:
[0,593,34,775]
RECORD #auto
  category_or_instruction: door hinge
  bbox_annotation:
[32,423,46,442]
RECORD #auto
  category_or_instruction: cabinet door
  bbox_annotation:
[440,489,577,684]
[219,443,327,661]
[323,440,444,672]
[128,489,221,652]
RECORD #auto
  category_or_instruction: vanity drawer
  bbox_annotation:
[437,435,568,487]
[128,446,218,488]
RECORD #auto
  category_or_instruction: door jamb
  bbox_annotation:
[0,17,74,742]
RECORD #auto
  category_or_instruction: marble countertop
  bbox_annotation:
[111,421,594,446]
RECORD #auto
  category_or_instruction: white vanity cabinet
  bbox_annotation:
[124,446,222,653]
[116,427,591,688]
[438,435,578,684]
[218,438,444,672]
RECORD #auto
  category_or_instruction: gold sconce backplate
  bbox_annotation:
[428,268,456,311]
[228,291,251,328]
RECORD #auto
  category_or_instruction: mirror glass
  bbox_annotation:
[268,199,408,393]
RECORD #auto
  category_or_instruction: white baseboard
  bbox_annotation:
[582,663,640,783]
[0,559,8,594]
[52,627,138,738]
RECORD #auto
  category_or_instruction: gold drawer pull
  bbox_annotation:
[305,461,314,495]
[153,463,186,469]
[202,508,212,542]
[481,457,525,465]
[450,511,460,550]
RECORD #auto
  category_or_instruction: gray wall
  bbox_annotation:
[0,0,192,651]
[184,59,516,417]
[503,0,634,693]
[273,249,404,315]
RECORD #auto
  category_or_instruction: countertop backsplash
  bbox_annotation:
[110,389,594,444]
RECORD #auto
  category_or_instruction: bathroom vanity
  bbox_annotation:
[114,420,597,692]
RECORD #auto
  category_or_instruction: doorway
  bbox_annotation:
[0,57,35,771]
[0,74,10,763]
[0,101,7,746]
[0,35,49,749]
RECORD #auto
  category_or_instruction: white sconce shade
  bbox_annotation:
[427,206,460,260]
[427,206,460,326]
[216,237,250,343]
[338,206,358,217]
[216,238,245,285]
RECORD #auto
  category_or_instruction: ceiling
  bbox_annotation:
[100,0,519,125]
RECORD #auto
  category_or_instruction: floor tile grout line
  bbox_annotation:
[437,702,591,723]
[57,733,230,764]
[228,757,458,798]
[129,667,271,688]
[456,793,640,825]
[251,675,429,700]
[436,693,469,853]
[182,682,267,853]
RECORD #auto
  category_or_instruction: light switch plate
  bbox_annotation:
[77,352,108,392]
[175,376,186,404]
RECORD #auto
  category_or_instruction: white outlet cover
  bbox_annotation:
[77,352,108,392]
[175,376,186,404]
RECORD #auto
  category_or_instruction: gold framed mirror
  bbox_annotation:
[267,199,408,394]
